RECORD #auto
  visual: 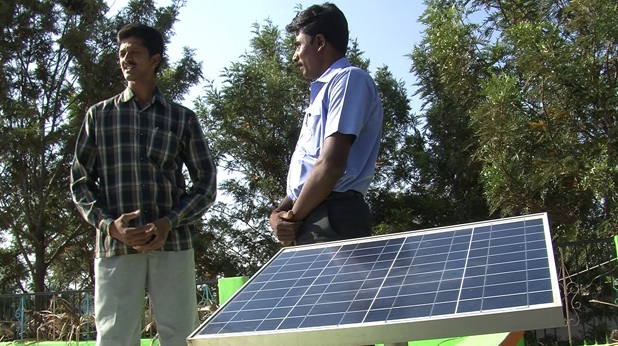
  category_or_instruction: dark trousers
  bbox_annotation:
[295,190,372,245]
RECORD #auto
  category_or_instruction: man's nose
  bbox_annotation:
[119,51,133,61]
[120,56,133,64]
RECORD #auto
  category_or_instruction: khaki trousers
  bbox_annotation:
[94,249,198,346]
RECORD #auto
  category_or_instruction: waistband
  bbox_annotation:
[327,190,364,199]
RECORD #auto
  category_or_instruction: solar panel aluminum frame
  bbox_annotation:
[188,213,564,346]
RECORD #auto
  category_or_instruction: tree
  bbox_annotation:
[408,0,493,229]
[0,0,202,294]
[195,21,307,276]
[471,0,618,240]
[368,66,429,234]
[337,39,428,234]
[411,0,618,240]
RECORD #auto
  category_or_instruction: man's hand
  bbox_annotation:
[133,217,171,253]
[108,210,170,252]
[270,210,302,246]
[109,210,154,247]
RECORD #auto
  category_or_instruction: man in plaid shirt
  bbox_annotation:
[70,23,216,345]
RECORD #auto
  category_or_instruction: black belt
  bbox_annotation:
[328,190,363,198]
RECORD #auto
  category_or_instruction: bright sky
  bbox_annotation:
[108,0,427,112]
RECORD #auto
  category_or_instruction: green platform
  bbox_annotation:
[218,275,249,305]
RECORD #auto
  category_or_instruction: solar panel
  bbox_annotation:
[188,213,564,346]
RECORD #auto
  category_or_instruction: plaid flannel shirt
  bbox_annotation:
[70,87,217,258]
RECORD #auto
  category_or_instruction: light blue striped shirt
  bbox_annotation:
[287,58,383,200]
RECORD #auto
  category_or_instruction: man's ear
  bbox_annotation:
[150,53,162,70]
[315,34,326,51]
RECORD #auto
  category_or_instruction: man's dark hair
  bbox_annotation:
[117,23,165,74]
[285,3,349,55]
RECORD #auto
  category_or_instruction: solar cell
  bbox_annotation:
[188,213,564,346]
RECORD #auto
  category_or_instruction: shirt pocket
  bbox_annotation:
[148,128,180,170]
[297,108,322,156]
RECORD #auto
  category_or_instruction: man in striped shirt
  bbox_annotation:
[70,23,216,345]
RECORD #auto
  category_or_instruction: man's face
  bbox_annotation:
[118,36,159,82]
[292,32,322,80]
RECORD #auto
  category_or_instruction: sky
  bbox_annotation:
[108,0,428,112]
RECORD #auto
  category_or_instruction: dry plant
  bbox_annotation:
[198,298,218,322]
[0,321,15,341]
[31,296,94,342]
[2,292,216,343]
[197,284,218,322]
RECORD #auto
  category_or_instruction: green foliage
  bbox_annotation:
[196,21,307,274]
[347,39,370,70]
[368,66,427,234]
[408,0,493,228]
[472,0,618,240]
[0,0,103,294]
[413,0,618,240]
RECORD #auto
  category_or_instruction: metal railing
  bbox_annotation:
[0,280,217,342]
[526,237,618,345]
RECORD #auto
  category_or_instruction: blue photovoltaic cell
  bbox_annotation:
[198,215,555,336]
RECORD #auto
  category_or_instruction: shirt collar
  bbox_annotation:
[314,57,351,84]
[309,57,351,102]
[119,87,169,108]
